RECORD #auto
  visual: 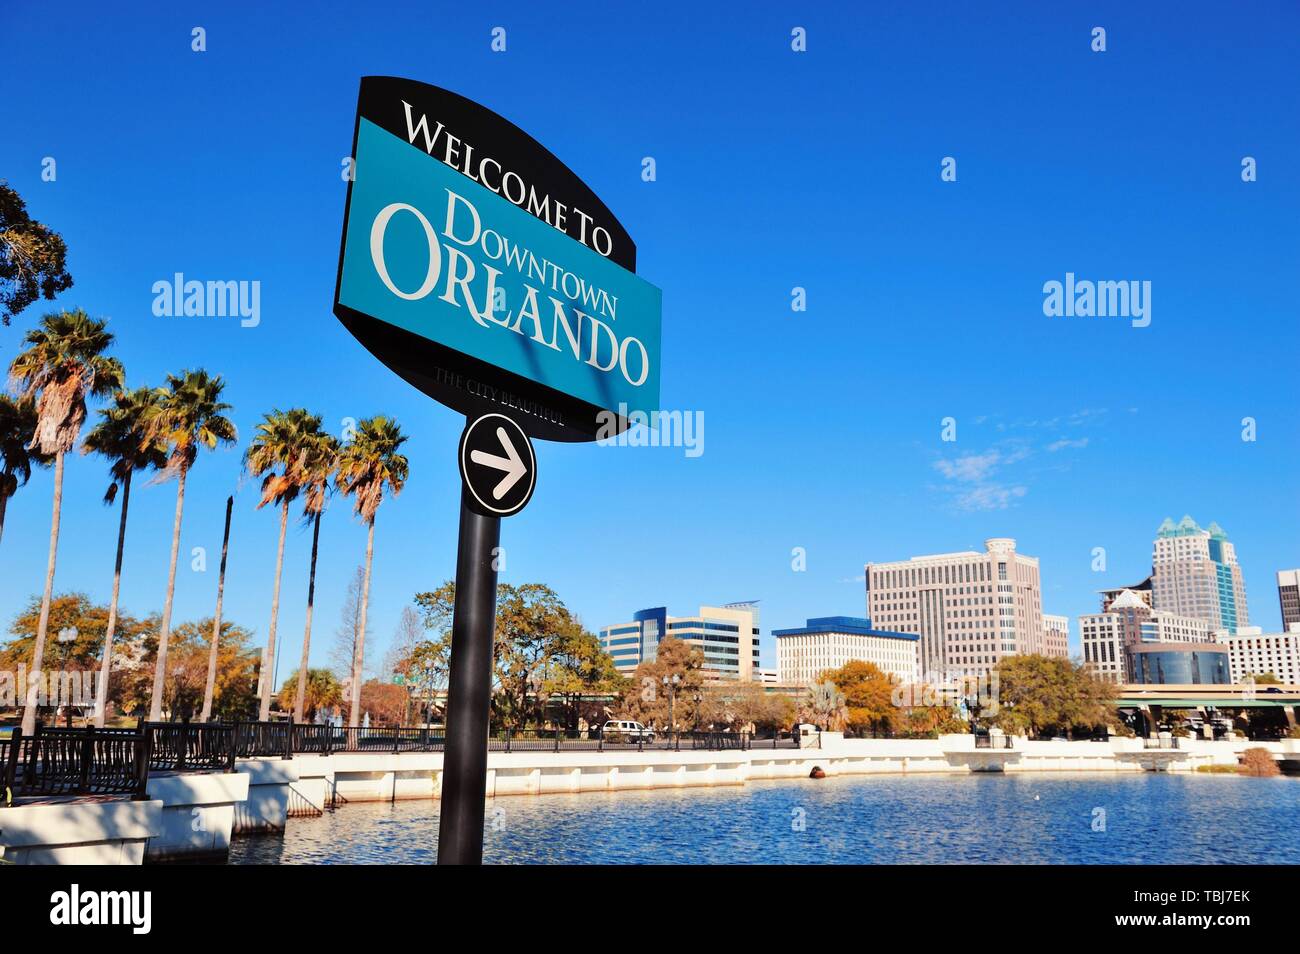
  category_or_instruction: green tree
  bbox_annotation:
[540,625,627,732]
[245,408,319,720]
[140,370,237,721]
[989,654,1115,738]
[415,581,591,729]
[81,386,166,725]
[290,420,339,722]
[0,183,73,325]
[277,668,343,722]
[336,417,408,727]
[8,309,123,734]
[0,395,50,544]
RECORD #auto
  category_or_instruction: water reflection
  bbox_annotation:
[228,774,1300,865]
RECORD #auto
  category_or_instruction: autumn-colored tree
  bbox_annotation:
[619,636,706,730]
[115,618,259,722]
[359,679,407,726]
[823,660,898,737]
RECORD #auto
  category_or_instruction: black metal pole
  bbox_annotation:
[437,487,500,865]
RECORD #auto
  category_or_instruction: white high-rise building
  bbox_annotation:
[773,617,918,687]
[1217,625,1300,685]
[1151,516,1248,631]
[865,538,1043,680]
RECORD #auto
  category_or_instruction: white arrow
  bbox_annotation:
[470,426,527,500]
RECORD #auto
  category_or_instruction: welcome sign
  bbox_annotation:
[334,77,661,442]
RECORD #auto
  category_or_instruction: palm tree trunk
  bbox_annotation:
[21,450,64,736]
[258,499,289,721]
[94,470,132,728]
[149,466,188,721]
[200,496,233,722]
[0,491,8,546]
[349,518,375,727]
[294,510,322,722]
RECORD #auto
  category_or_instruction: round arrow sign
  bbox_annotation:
[458,413,537,517]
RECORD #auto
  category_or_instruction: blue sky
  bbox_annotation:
[2,0,1298,677]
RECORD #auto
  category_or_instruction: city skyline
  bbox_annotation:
[2,1,1297,678]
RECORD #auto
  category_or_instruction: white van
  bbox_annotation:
[602,720,655,743]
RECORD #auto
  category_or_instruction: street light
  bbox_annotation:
[662,673,681,738]
[55,626,80,727]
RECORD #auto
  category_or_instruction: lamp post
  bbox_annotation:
[56,627,78,727]
[662,673,681,739]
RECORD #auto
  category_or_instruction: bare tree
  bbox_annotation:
[329,566,366,689]
[381,605,422,680]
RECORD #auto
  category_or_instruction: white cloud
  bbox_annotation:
[933,451,1000,482]
[1046,437,1089,452]
[955,485,1028,511]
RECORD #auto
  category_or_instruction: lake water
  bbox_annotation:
[228,773,1300,865]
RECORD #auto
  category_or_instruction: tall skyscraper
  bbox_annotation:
[865,538,1043,680]
[1278,569,1300,631]
[1151,516,1248,630]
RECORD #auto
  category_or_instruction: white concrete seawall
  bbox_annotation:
[5,735,1297,864]
[252,734,1300,807]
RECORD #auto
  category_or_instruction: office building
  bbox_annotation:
[866,537,1043,679]
[1043,614,1070,658]
[773,616,918,687]
[1151,516,1248,630]
[1217,625,1300,685]
[599,602,761,682]
[1127,643,1230,685]
[1278,570,1300,630]
[1099,575,1153,611]
[1079,588,1211,684]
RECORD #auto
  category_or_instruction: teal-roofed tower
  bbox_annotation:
[1151,516,1248,631]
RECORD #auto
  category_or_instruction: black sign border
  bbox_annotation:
[332,76,646,443]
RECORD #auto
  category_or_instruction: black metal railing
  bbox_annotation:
[1144,736,1182,750]
[1,724,151,802]
[145,722,237,772]
[974,734,1014,749]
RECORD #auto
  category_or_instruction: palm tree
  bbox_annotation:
[293,425,340,723]
[141,370,237,722]
[336,417,408,727]
[0,394,51,545]
[245,408,320,721]
[7,309,123,735]
[81,387,167,726]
